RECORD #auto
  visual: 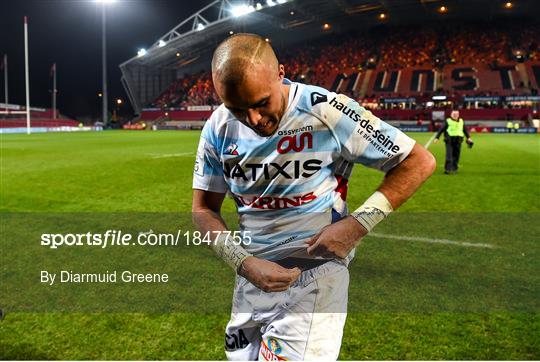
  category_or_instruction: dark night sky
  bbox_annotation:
[0,0,212,118]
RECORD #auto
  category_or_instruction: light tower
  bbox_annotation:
[95,0,116,127]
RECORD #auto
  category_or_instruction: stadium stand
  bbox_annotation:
[0,107,79,128]
[148,22,539,111]
[124,12,538,132]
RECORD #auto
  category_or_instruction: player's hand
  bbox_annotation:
[433,138,439,144]
[239,256,301,293]
[306,216,368,258]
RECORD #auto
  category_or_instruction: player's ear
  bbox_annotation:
[278,64,285,80]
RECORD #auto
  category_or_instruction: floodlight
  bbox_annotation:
[231,5,255,17]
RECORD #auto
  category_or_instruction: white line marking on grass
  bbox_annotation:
[424,133,437,149]
[369,232,496,249]
[149,152,193,159]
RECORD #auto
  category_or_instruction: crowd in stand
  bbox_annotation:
[375,26,438,69]
[150,74,197,108]
[180,72,220,107]
[280,36,375,86]
[434,23,539,66]
[149,21,539,109]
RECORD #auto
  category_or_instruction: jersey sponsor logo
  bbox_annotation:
[329,96,363,123]
[329,96,401,154]
[225,329,250,350]
[277,132,313,154]
[260,338,287,360]
[194,160,202,175]
[222,159,322,181]
[234,191,317,210]
[194,140,205,176]
[310,91,327,106]
[356,126,401,155]
[277,125,313,136]
[224,143,239,155]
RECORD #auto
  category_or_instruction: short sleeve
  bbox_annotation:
[325,93,415,173]
[192,123,228,193]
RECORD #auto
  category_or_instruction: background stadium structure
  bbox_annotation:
[120,0,540,127]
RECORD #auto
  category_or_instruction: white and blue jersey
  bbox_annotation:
[193,82,415,261]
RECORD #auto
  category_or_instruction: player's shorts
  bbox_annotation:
[224,260,349,361]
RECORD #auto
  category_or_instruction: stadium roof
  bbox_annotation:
[120,0,539,112]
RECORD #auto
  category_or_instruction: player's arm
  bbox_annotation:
[306,93,435,258]
[378,143,436,209]
[192,189,301,292]
[307,144,435,258]
[192,189,228,234]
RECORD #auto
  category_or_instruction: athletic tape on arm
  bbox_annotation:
[212,233,251,272]
[350,191,393,232]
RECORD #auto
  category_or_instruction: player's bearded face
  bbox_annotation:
[218,63,287,137]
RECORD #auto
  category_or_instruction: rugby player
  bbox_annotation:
[192,33,435,360]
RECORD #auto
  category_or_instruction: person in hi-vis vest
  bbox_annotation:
[434,110,472,174]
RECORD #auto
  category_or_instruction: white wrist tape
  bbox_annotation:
[212,233,251,272]
[351,191,393,232]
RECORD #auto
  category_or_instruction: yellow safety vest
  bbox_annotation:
[514,122,520,130]
[446,118,465,137]
[507,122,514,129]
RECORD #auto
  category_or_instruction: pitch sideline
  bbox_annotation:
[369,232,496,249]
[424,133,437,149]
[149,152,194,159]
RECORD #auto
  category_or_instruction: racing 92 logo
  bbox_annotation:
[277,132,313,154]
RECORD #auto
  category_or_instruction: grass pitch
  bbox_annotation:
[0,130,539,359]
